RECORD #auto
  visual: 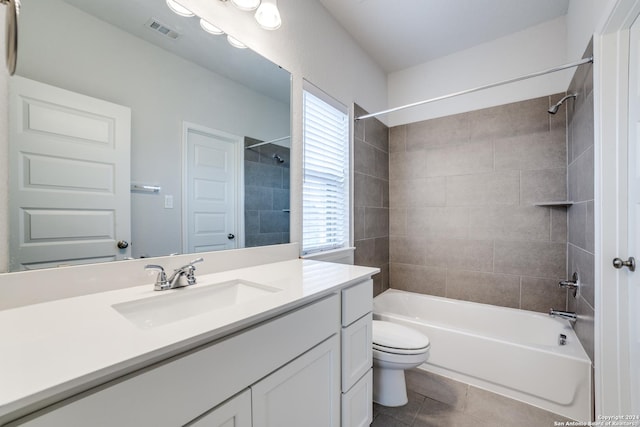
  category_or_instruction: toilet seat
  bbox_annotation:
[372,320,430,355]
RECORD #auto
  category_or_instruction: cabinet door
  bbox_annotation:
[186,389,251,427]
[252,335,340,427]
[342,370,373,427]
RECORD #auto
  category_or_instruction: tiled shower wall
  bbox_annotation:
[388,95,569,312]
[244,138,290,247]
[354,105,390,296]
[567,44,595,362]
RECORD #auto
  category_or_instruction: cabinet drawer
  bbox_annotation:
[341,369,373,427]
[9,295,340,427]
[341,279,372,326]
[341,313,372,391]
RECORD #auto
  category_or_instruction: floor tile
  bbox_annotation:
[373,390,425,425]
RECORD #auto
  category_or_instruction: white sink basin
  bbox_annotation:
[113,279,281,329]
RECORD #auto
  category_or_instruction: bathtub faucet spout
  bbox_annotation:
[549,308,578,322]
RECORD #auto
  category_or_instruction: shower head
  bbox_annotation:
[273,153,285,164]
[548,93,578,114]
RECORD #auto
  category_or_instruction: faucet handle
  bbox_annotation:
[189,257,204,267]
[145,264,169,290]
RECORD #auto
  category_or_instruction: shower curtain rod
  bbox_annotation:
[355,56,594,121]
[245,136,291,149]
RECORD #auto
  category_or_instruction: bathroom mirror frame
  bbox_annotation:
[4,0,292,272]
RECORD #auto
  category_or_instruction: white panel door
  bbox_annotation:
[9,76,131,270]
[184,124,241,253]
[627,18,640,414]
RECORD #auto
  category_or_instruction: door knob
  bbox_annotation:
[117,240,129,249]
[227,233,235,240]
[613,257,635,271]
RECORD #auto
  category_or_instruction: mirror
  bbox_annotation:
[7,0,291,271]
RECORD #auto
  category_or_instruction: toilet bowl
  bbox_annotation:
[372,320,430,407]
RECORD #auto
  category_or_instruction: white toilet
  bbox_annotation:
[372,320,431,407]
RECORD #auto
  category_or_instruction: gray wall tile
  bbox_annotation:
[468,205,550,241]
[365,117,389,152]
[365,207,389,238]
[521,277,567,312]
[424,140,494,177]
[568,244,595,307]
[390,150,428,180]
[389,208,407,236]
[405,112,470,151]
[520,168,567,204]
[494,241,566,278]
[354,206,365,241]
[568,202,587,249]
[354,138,376,176]
[551,207,568,243]
[446,171,519,206]
[259,211,289,233]
[424,238,494,272]
[468,96,550,140]
[407,207,468,239]
[390,177,446,208]
[389,263,446,296]
[387,94,570,313]
[446,270,521,308]
[494,131,566,171]
[390,236,425,265]
[353,104,390,292]
[389,125,406,153]
[354,172,383,208]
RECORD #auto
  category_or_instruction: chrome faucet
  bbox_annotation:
[145,257,204,291]
[549,308,578,322]
[559,272,579,297]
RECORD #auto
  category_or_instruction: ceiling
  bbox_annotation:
[61,0,291,104]
[318,0,570,73]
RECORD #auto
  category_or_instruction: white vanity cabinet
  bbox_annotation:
[3,274,377,427]
[340,280,374,427]
[186,389,252,427]
[7,295,341,427]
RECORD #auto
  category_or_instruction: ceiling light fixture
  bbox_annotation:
[200,19,224,35]
[227,35,247,49]
[231,0,261,11]
[166,0,195,17]
[255,0,281,30]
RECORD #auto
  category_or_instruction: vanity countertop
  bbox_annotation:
[0,259,378,422]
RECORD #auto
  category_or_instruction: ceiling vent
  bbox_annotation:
[145,18,181,40]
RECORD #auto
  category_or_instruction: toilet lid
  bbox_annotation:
[372,320,430,351]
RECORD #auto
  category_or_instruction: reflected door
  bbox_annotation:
[9,76,131,270]
[183,124,241,253]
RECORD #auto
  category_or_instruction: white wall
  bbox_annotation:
[386,16,570,126]
[567,0,618,60]
[16,0,292,258]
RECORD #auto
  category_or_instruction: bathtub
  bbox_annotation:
[373,289,592,421]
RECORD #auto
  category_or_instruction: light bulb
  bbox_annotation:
[166,0,194,17]
[255,0,281,30]
[200,19,224,35]
[231,0,261,11]
[227,35,247,49]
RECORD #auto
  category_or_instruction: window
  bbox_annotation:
[302,83,350,255]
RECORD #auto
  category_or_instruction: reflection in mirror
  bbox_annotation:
[7,0,291,271]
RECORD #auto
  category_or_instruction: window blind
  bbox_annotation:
[302,88,349,255]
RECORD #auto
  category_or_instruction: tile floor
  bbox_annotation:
[371,369,574,427]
